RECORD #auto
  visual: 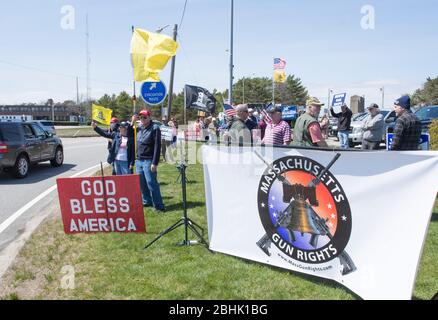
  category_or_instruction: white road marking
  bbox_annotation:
[0,163,104,234]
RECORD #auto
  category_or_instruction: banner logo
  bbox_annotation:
[256,154,356,275]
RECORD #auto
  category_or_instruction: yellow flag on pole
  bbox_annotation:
[274,70,286,83]
[130,28,179,82]
[92,104,113,125]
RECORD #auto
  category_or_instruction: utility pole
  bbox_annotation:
[76,76,79,105]
[167,24,178,118]
[380,86,385,109]
[229,0,234,105]
[85,14,91,119]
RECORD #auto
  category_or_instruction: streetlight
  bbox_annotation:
[380,87,385,109]
[327,88,333,114]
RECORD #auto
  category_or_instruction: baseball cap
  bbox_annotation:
[139,109,151,117]
[119,121,129,128]
[306,97,325,107]
[394,96,411,109]
[110,117,119,124]
[267,105,283,113]
[368,103,379,109]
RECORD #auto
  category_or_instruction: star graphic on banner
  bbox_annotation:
[270,204,274,209]
[273,211,278,218]
[328,222,334,228]
[328,203,332,209]
[261,203,266,208]
[331,214,336,219]
[272,196,276,201]
[341,215,347,222]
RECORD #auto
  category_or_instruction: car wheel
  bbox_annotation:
[50,147,64,167]
[14,154,30,178]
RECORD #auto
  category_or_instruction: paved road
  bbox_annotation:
[0,137,108,278]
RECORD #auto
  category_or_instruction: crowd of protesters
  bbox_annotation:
[190,94,422,151]
[91,95,422,214]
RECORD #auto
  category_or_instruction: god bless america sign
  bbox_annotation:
[56,175,146,234]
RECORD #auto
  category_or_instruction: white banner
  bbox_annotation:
[202,145,438,300]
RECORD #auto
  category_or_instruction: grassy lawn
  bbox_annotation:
[0,161,437,300]
[56,127,99,138]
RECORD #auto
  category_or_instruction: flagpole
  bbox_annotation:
[229,0,234,105]
[131,26,137,172]
[272,59,275,106]
[184,86,187,126]
[167,24,178,118]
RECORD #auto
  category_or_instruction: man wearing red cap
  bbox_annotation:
[131,109,165,211]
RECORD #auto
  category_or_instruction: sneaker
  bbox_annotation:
[143,203,153,208]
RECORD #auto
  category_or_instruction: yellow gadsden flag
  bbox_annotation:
[130,28,179,82]
[92,104,113,125]
[274,70,286,83]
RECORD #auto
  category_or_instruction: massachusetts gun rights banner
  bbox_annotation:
[202,145,438,300]
[57,175,145,234]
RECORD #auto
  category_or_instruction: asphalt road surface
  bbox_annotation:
[0,137,108,278]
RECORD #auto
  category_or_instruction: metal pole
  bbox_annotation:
[327,88,331,114]
[381,86,385,109]
[242,77,245,104]
[167,24,178,117]
[131,26,137,173]
[229,0,234,105]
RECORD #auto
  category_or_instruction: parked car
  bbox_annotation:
[348,110,393,147]
[36,120,56,135]
[386,105,438,136]
[0,121,64,178]
[415,105,438,132]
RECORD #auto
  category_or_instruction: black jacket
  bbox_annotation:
[94,126,135,167]
[130,122,161,166]
[330,108,353,132]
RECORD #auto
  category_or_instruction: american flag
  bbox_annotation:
[274,58,286,70]
[260,104,273,123]
[223,103,236,117]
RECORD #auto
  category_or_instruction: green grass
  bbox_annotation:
[1,161,437,300]
[56,127,98,138]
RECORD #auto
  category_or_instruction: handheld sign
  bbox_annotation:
[386,133,430,150]
[140,81,167,105]
[332,93,347,107]
[57,175,146,234]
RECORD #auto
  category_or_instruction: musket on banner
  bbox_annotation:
[254,151,356,275]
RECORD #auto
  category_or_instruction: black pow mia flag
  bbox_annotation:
[184,84,216,114]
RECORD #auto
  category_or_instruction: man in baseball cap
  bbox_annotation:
[390,95,421,150]
[131,109,165,211]
[293,97,328,148]
[361,103,384,150]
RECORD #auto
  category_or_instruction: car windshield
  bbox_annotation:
[415,106,438,120]
[40,121,54,126]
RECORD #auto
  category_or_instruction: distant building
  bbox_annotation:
[0,104,81,122]
[350,95,365,114]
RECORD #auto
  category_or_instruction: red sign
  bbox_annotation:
[56,175,146,234]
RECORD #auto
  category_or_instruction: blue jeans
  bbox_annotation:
[114,160,129,175]
[135,159,164,210]
[338,131,349,149]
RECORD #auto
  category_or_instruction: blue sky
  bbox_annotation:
[0,0,437,109]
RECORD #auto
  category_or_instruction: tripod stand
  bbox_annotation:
[144,143,208,249]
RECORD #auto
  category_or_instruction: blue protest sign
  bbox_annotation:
[282,105,298,121]
[332,93,347,107]
[140,81,167,105]
[386,133,430,150]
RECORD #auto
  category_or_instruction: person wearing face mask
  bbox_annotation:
[92,120,135,175]
[361,103,384,150]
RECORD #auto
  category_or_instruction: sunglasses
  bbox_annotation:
[140,116,149,120]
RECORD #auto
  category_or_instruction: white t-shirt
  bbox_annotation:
[115,136,128,161]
